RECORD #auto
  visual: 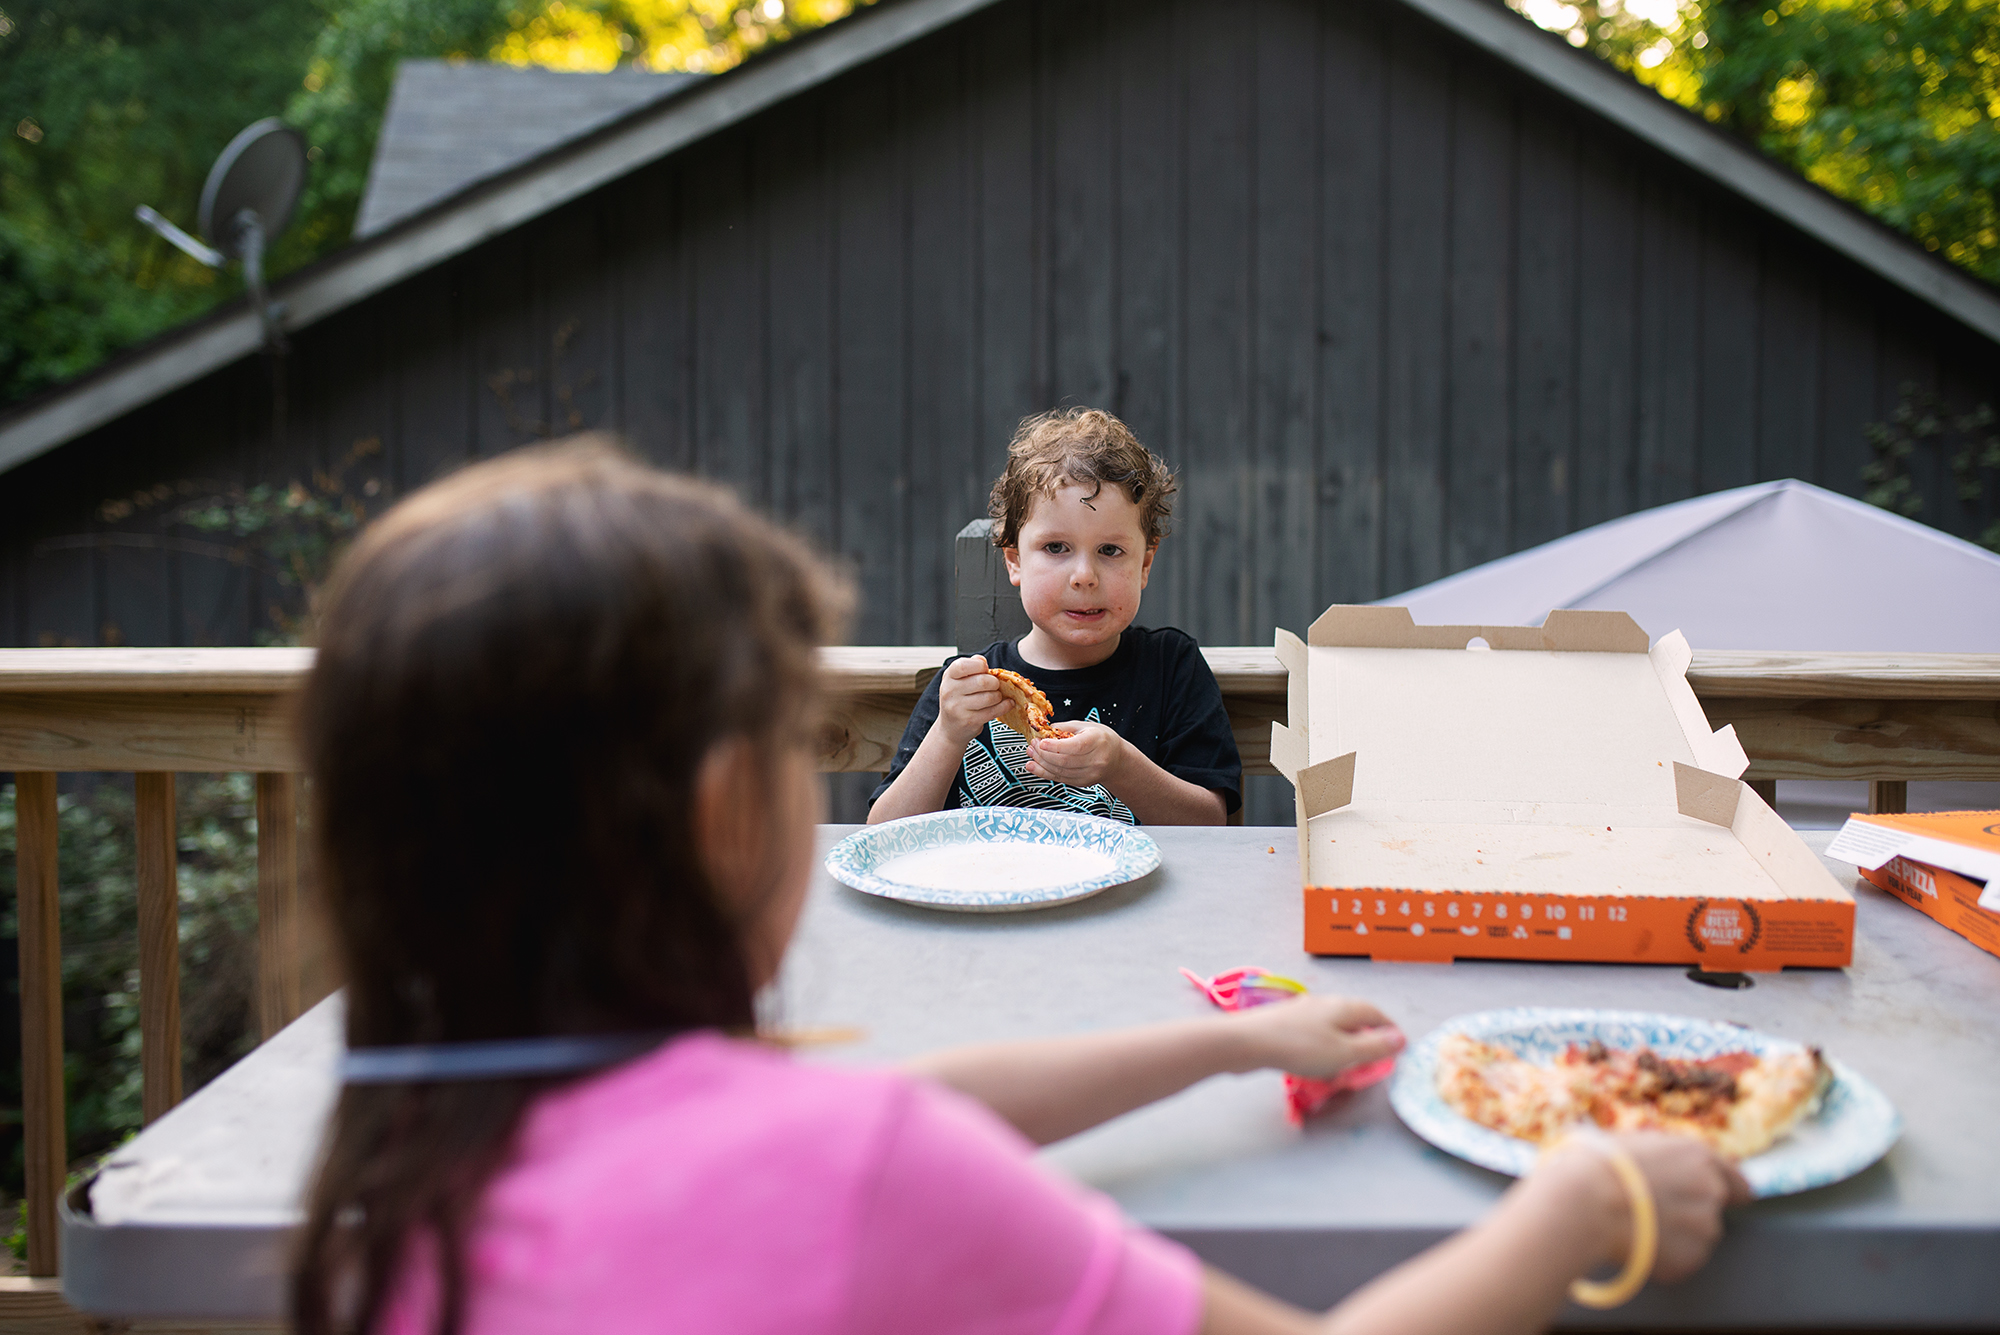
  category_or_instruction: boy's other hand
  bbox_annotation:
[1025,721,1128,788]
[1223,995,1406,1080]
[936,655,1009,745]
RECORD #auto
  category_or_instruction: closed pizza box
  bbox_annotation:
[1269,606,1853,969]
[1827,809,2000,960]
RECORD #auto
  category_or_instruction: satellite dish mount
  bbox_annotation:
[135,118,307,352]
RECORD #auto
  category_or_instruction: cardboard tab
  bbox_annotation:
[1674,761,1743,828]
[1270,722,1308,785]
[1298,752,1355,820]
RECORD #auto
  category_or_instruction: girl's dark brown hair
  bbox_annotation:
[290,439,846,1335]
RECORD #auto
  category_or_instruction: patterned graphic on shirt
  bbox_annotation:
[958,707,1137,824]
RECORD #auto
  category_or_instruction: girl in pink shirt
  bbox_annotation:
[291,441,1744,1335]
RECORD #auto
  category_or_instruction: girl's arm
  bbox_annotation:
[1200,1133,1749,1335]
[904,997,1402,1145]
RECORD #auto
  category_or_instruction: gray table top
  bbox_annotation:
[64,827,2000,1327]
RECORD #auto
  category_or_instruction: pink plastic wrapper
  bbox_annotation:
[1179,966,1401,1124]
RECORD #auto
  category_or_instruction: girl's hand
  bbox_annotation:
[935,655,1009,745]
[1223,995,1406,1079]
[1539,1132,1750,1282]
[1025,721,1129,787]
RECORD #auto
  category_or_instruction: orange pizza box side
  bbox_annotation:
[1861,856,2000,960]
[1272,609,1850,967]
[1827,810,2000,889]
[1302,886,1854,968]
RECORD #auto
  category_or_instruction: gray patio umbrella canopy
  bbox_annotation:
[1384,480,2000,652]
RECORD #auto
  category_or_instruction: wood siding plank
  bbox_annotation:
[1445,67,1516,575]
[1044,1,1115,411]
[833,75,909,642]
[539,203,619,444]
[1317,0,1389,605]
[688,139,768,503]
[389,266,475,493]
[1380,14,1452,595]
[617,167,694,470]
[1511,100,1578,550]
[905,42,980,642]
[1756,233,1822,484]
[468,232,545,457]
[1251,0,1321,640]
[1636,176,1700,506]
[1110,0,1182,624]
[757,108,837,546]
[1698,203,1762,492]
[1180,2,1255,641]
[971,3,1039,481]
[1573,138,1641,528]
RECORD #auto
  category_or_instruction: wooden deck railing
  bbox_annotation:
[1,645,1997,1312]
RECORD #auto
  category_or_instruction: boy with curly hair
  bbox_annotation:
[870,408,1241,825]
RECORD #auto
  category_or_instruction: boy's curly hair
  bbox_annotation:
[987,407,1178,549]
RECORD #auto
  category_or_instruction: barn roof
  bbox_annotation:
[5,0,1999,478]
[355,62,700,238]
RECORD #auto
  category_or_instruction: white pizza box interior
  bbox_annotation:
[1269,606,1853,968]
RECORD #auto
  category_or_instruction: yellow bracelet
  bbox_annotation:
[1543,1132,1658,1310]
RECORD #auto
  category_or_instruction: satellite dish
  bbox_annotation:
[134,117,308,350]
[198,119,306,260]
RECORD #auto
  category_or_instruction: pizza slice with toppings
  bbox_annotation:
[987,668,1074,741]
[1436,1032,1830,1160]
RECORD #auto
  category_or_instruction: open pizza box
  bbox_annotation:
[1269,606,1853,969]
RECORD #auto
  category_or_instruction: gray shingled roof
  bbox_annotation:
[355,61,701,238]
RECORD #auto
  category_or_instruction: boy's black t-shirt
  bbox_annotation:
[868,626,1242,823]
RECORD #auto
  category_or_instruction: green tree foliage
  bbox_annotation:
[0,0,863,410]
[1511,0,2000,281]
[0,0,325,406]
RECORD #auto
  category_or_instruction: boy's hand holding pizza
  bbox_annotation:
[1022,721,1126,788]
[933,655,1010,745]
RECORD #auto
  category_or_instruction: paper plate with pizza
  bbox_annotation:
[1389,1007,1900,1197]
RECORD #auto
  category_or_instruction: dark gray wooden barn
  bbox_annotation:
[5,0,1998,651]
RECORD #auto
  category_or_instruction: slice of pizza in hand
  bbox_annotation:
[1436,1032,1830,1160]
[986,668,1074,740]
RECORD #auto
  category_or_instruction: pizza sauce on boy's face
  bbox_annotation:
[1004,481,1155,670]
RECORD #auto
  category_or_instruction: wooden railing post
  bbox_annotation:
[256,773,302,1039]
[13,774,66,1278]
[134,772,182,1123]
[1870,780,1909,815]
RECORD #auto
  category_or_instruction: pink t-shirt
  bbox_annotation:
[379,1032,1204,1335]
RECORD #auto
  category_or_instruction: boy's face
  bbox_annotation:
[1004,481,1155,661]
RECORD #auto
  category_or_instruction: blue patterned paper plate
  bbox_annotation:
[1389,1007,1900,1198]
[825,809,1161,912]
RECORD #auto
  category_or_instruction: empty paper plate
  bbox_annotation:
[825,809,1160,911]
